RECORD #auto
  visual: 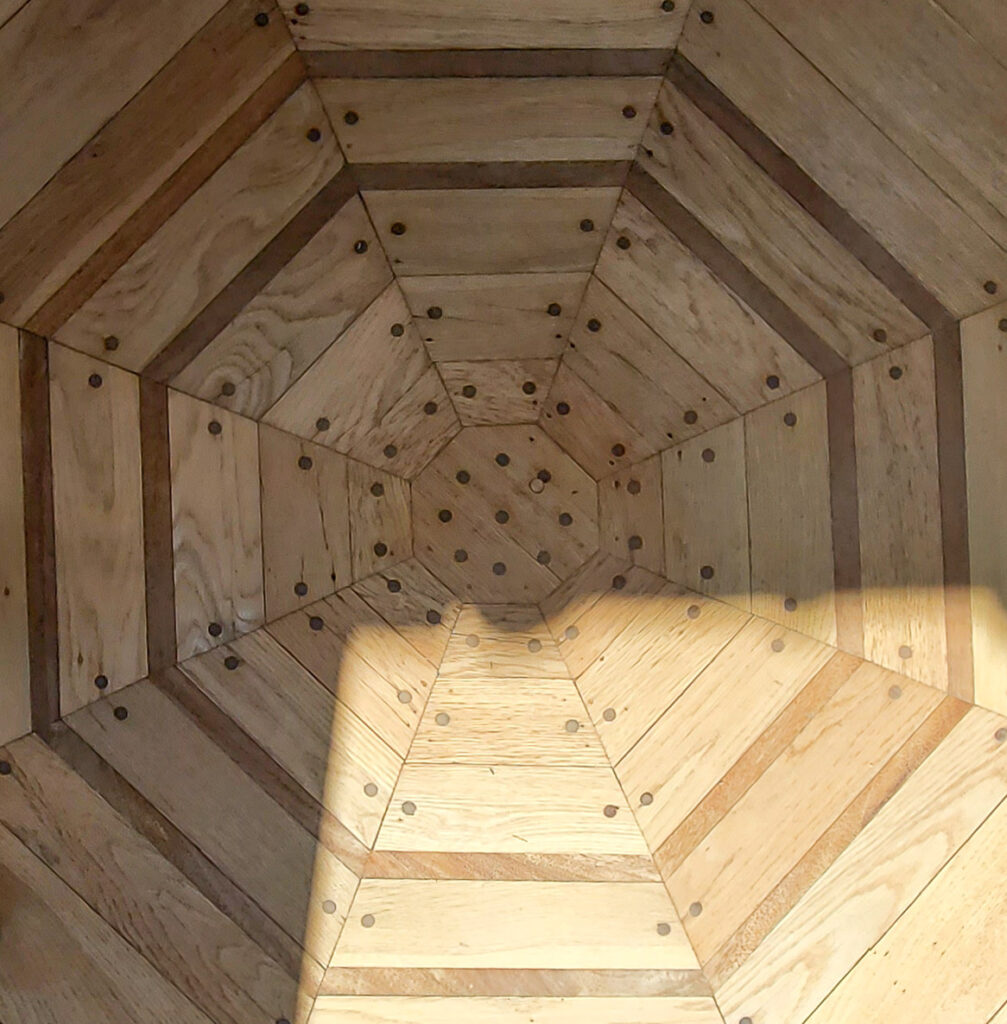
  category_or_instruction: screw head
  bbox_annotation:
[208,622,223,637]
[462,384,477,398]
[0,761,11,776]
[587,318,601,332]
[456,469,470,484]
[383,443,398,458]
[616,235,632,249]
[438,509,453,523]
[700,565,714,580]
[783,411,798,427]
[208,420,222,436]
[628,535,643,551]
[873,327,888,344]
[373,542,388,557]
[559,512,573,526]
[612,574,627,589]
[522,380,537,395]
[316,416,330,431]
[423,400,438,415]
[627,479,641,495]
[889,365,903,380]
[370,482,385,498]
[580,218,595,232]
[94,674,109,689]
[547,302,562,316]
[684,409,698,425]
[343,111,359,125]
[113,706,129,721]
[995,728,1007,743]
[660,121,675,136]
[603,804,618,818]
[536,550,551,564]
[391,322,404,336]
[103,336,119,351]
[984,280,998,295]
[294,582,308,597]
[495,452,510,467]
[224,656,240,671]
[254,11,269,26]
[298,455,313,470]
[295,2,310,14]
[556,401,571,415]
[220,381,236,397]
[88,373,103,388]
[309,616,324,631]
[426,609,441,625]
[700,9,715,23]
[495,509,509,524]
[766,374,780,389]
[492,562,507,575]
[390,222,406,235]
[353,239,368,254]
[661,0,675,9]
[306,127,322,142]
[386,579,402,593]
[427,306,443,319]
[622,105,637,119]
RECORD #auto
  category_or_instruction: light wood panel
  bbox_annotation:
[56,84,342,371]
[746,382,836,644]
[854,336,947,689]
[440,606,569,679]
[364,188,620,275]
[49,343,146,711]
[348,460,412,580]
[598,455,664,574]
[440,359,557,425]
[169,391,264,661]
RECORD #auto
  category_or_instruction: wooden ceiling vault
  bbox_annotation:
[2,0,1007,1022]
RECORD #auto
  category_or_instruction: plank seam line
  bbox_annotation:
[354,160,631,191]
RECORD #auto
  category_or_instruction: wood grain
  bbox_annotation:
[440,359,557,425]
[348,460,413,580]
[598,455,664,574]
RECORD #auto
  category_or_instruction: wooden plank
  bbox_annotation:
[597,193,818,412]
[68,680,357,967]
[662,419,750,610]
[679,0,1007,317]
[963,302,1007,713]
[0,326,29,743]
[55,84,343,371]
[746,382,836,644]
[319,78,659,163]
[598,456,664,574]
[283,0,687,49]
[0,0,293,323]
[641,79,927,365]
[49,343,146,712]
[332,879,697,969]
[401,273,587,362]
[181,630,400,847]
[363,188,620,275]
[0,735,298,1024]
[440,606,569,679]
[362,851,659,883]
[440,359,557,425]
[171,195,392,417]
[260,424,351,621]
[169,391,264,661]
[853,337,947,689]
[0,821,214,1024]
[348,460,413,580]
[540,550,635,647]
[355,162,629,191]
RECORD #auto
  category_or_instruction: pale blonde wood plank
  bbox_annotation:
[663,419,750,611]
[440,359,557,426]
[597,193,819,413]
[854,336,947,689]
[348,460,412,580]
[0,327,29,742]
[440,606,569,679]
[598,456,664,574]
[170,391,263,660]
[172,196,392,418]
[401,273,588,362]
[364,188,620,275]
[746,381,836,644]
[260,424,351,621]
[332,880,697,969]
[56,84,342,371]
[49,343,146,711]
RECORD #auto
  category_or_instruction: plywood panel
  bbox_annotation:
[746,382,836,644]
[663,419,750,611]
[49,343,146,711]
[598,455,664,573]
[332,880,697,969]
[854,337,947,688]
[57,84,342,371]
[401,273,588,362]
[169,391,264,661]
[348,460,412,580]
[440,606,569,679]
[0,327,29,742]
[260,424,351,621]
[172,195,392,417]
[320,78,659,162]
[440,359,557,425]
[364,188,620,275]
[597,193,819,413]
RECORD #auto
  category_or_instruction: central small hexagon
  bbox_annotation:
[413,424,599,602]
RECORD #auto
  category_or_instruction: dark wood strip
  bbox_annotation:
[826,370,865,655]
[704,695,970,986]
[932,321,974,701]
[626,164,846,379]
[354,160,630,190]
[303,48,671,79]
[320,967,711,998]
[139,380,176,673]
[144,164,358,384]
[154,666,369,876]
[28,53,306,338]
[666,55,951,330]
[43,721,304,980]
[19,331,59,734]
[364,850,660,882]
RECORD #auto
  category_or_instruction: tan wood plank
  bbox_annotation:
[440,359,557,425]
[348,460,412,580]
[0,327,29,742]
[439,605,569,679]
[172,195,392,417]
[0,735,298,1024]
[539,550,635,647]
[56,84,342,371]
[49,343,146,712]
[401,273,588,362]
[363,188,620,275]
[746,381,836,644]
[853,336,947,689]
[663,419,750,611]
[932,0,1007,71]
[332,879,697,969]
[259,424,351,621]
[598,455,664,574]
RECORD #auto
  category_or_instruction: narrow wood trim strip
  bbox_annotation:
[44,721,304,980]
[703,694,970,987]
[28,53,306,338]
[319,967,712,998]
[666,55,951,330]
[932,321,974,701]
[139,380,176,673]
[626,164,846,379]
[145,164,358,384]
[826,370,864,655]
[156,665,369,875]
[364,850,660,882]
[19,331,59,734]
[304,49,672,79]
[355,160,630,190]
